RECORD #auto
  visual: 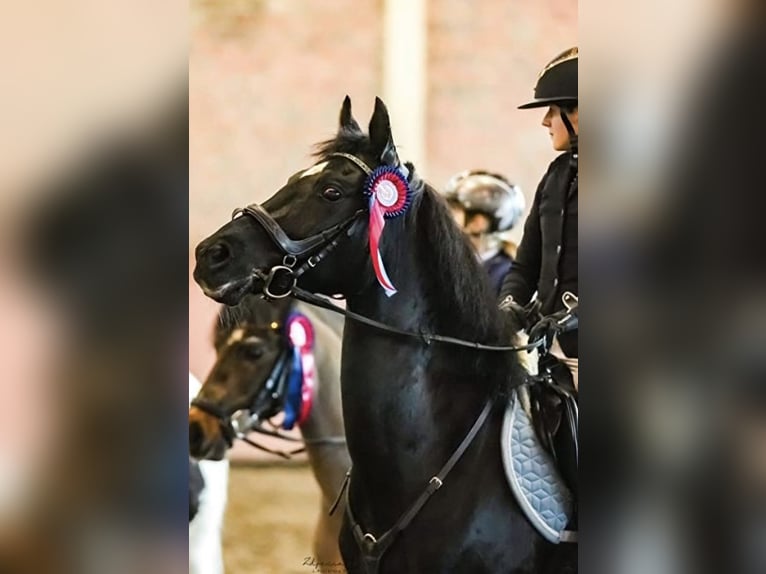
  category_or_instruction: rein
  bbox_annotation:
[291,287,542,353]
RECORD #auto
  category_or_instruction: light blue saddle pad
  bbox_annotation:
[501,386,575,543]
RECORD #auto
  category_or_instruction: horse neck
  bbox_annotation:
[341,235,496,513]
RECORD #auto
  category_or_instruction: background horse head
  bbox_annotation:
[189,295,293,460]
[189,294,350,570]
[194,98,575,573]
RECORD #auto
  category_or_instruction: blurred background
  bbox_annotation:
[0,2,188,573]
[581,1,766,573]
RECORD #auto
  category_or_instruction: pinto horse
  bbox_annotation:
[189,295,350,571]
[193,97,576,573]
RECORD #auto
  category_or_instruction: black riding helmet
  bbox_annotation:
[519,47,578,159]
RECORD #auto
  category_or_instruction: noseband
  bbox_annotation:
[232,153,373,299]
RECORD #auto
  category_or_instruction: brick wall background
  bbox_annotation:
[190,0,577,395]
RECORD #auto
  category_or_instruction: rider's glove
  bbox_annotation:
[499,295,541,332]
[527,305,578,354]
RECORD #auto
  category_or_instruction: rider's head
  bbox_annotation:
[519,47,578,155]
[445,170,525,254]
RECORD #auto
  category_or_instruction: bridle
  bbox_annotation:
[232,202,366,300]
[231,152,372,300]
[233,152,544,355]
[191,329,345,459]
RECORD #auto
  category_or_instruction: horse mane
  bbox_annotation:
[411,185,508,342]
[410,185,526,399]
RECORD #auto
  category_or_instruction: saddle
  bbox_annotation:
[501,353,578,543]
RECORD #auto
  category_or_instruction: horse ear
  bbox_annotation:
[339,95,361,133]
[368,97,400,166]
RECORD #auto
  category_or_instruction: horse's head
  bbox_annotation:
[193,96,415,304]
[189,297,292,460]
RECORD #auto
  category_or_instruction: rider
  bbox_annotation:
[445,170,525,295]
[499,46,579,387]
[499,48,579,512]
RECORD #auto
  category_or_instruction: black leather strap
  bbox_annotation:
[292,287,543,354]
[234,203,364,258]
[342,399,495,573]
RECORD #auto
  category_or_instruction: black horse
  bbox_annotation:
[193,97,576,573]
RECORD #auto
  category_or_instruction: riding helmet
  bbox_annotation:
[518,47,578,109]
[445,170,525,233]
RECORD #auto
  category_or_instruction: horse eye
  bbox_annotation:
[243,345,264,360]
[321,187,342,201]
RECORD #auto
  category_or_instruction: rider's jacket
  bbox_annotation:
[500,152,578,357]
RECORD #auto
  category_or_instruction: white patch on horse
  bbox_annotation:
[226,329,245,346]
[300,161,328,179]
[242,336,263,345]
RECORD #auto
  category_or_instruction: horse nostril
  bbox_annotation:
[189,420,205,457]
[207,242,231,267]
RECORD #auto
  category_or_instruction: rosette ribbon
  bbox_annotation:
[282,312,316,430]
[364,166,413,297]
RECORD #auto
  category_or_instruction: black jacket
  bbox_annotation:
[500,152,578,357]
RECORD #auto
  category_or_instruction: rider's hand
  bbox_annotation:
[527,307,578,354]
[499,296,540,332]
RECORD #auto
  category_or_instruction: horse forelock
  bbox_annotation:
[313,128,370,162]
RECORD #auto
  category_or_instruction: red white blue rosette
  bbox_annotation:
[364,166,412,297]
[285,313,315,427]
